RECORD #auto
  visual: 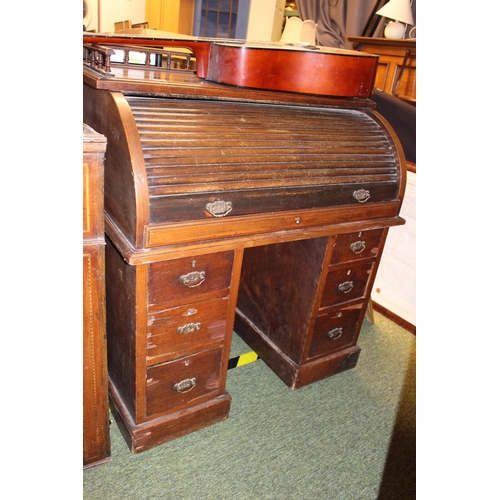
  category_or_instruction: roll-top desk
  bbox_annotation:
[83,39,406,453]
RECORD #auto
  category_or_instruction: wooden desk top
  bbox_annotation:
[83,62,377,111]
[347,37,416,50]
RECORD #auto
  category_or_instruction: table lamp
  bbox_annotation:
[376,0,414,39]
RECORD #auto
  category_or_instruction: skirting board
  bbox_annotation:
[372,299,416,335]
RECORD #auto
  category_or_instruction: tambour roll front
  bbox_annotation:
[83,38,406,453]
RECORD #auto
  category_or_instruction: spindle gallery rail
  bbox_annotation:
[83,44,195,76]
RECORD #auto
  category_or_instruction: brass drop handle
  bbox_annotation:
[338,281,354,293]
[177,322,201,335]
[327,327,343,340]
[173,377,197,393]
[350,240,366,254]
[179,271,206,288]
[206,200,233,217]
[353,189,370,203]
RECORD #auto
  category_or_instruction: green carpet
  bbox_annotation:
[84,312,415,499]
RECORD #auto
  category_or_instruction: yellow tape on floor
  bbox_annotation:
[237,351,259,366]
[228,351,259,369]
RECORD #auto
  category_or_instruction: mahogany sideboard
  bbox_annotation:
[347,37,416,104]
[83,124,111,467]
[83,45,406,453]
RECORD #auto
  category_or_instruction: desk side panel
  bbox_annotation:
[83,85,150,249]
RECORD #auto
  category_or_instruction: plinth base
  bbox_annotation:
[234,310,360,390]
[109,380,232,453]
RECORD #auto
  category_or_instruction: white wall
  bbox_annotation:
[98,0,146,33]
[246,0,285,42]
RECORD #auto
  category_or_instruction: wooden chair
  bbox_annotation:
[114,20,132,32]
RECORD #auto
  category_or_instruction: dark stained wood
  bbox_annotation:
[148,251,234,310]
[146,298,229,366]
[83,55,407,452]
[83,86,150,250]
[104,236,141,420]
[331,229,384,264]
[309,302,364,360]
[234,310,362,390]
[110,380,232,454]
[234,227,388,388]
[146,347,224,417]
[83,84,406,256]
[320,261,374,307]
[143,205,403,251]
[84,67,380,111]
[83,124,111,468]
[237,237,330,364]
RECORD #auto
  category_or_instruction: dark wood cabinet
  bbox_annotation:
[83,124,111,468]
[83,51,406,453]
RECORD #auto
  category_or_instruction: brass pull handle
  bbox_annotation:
[179,271,206,288]
[338,281,354,293]
[327,327,343,340]
[350,240,366,254]
[177,322,201,335]
[206,200,233,217]
[173,377,197,393]
[353,189,370,203]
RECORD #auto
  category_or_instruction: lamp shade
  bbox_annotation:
[376,0,414,25]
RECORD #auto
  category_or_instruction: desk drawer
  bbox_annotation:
[146,297,229,365]
[149,251,234,311]
[331,229,384,264]
[146,347,223,418]
[321,261,374,307]
[308,303,363,360]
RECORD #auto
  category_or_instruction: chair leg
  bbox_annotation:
[365,298,375,323]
